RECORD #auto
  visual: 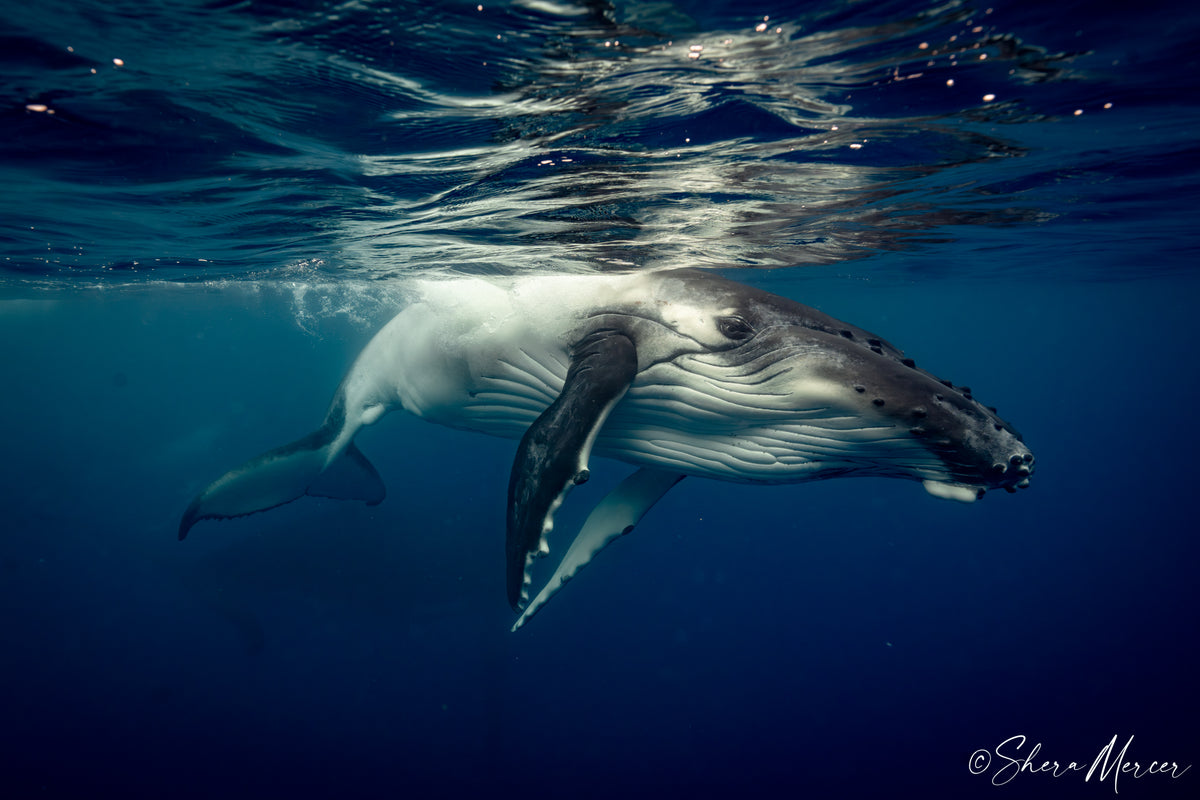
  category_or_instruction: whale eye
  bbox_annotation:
[717,315,755,341]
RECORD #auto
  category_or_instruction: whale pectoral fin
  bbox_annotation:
[506,329,637,610]
[307,442,385,505]
[512,468,685,631]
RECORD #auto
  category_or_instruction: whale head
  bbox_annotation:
[600,271,1035,501]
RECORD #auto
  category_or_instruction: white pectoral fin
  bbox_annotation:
[511,468,686,632]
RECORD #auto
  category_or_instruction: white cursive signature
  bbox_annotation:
[969,734,1191,794]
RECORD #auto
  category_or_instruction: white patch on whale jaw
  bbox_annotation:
[921,480,980,503]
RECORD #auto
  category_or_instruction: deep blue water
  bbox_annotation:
[2,1,1198,797]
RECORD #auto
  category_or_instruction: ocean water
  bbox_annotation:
[2,0,1198,797]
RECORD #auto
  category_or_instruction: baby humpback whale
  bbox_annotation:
[179,270,1033,630]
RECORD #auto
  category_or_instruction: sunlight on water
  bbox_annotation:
[4,0,1175,289]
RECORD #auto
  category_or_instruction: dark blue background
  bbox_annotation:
[3,276,1196,798]
[2,1,1197,797]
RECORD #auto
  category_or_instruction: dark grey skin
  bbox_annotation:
[178,270,1034,628]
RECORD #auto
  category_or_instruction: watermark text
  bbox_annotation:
[969,734,1190,794]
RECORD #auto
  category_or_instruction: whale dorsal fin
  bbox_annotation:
[505,328,637,609]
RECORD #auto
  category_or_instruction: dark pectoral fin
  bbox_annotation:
[506,329,637,609]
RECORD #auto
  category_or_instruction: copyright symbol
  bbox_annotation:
[969,749,992,775]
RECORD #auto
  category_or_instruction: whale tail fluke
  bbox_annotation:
[178,431,385,541]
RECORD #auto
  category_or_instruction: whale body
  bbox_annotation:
[179,270,1034,629]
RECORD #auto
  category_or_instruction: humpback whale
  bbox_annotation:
[179,270,1033,630]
